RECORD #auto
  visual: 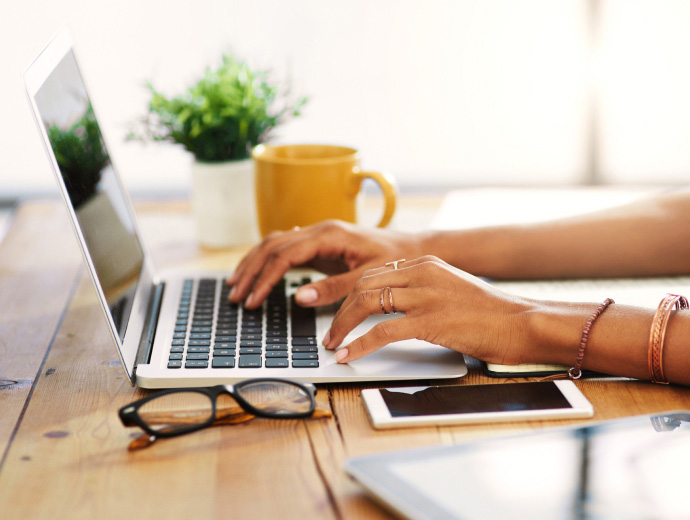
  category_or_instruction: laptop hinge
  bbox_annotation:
[135,282,165,368]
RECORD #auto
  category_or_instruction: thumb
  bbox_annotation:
[295,271,361,307]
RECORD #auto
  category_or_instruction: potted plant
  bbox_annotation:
[132,54,306,247]
[49,102,110,208]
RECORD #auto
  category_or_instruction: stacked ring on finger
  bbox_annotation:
[379,286,397,315]
[380,287,388,314]
[388,286,397,314]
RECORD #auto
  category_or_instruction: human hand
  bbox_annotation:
[228,220,424,309]
[323,256,535,365]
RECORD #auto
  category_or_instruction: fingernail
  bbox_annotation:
[227,272,236,284]
[335,348,349,363]
[229,286,238,301]
[245,292,256,308]
[322,329,331,347]
[296,287,318,305]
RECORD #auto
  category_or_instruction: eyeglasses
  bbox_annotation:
[119,378,330,450]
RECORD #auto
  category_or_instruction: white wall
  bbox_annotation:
[598,1,690,183]
[1,0,689,198]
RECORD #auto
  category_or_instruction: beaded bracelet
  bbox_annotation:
[568,298,615,380]
[648,293,689,384]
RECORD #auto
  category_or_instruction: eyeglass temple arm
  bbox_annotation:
[127,407,331,451]
[127,411,256,451]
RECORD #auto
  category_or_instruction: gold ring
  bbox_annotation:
[380,287,389,314]
[385,259,406,270]
[387,286,397,314]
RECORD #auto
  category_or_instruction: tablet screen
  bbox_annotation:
[346,412,690,520]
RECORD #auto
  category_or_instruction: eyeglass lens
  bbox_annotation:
[236,381,312,415]
[138,392,214,433]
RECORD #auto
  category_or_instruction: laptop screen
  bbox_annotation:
[33,49,144,341]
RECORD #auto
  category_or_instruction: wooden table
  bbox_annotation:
[2,197,690,519]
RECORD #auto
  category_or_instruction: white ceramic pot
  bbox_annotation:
[191,158,259,247]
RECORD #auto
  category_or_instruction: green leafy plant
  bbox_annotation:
[132,54,306,162]
[48,103,110,207]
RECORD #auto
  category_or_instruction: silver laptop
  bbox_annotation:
[23,30,467,388]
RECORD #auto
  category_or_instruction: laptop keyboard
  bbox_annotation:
[167,277,319,370]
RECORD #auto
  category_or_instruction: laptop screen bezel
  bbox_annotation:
[23,29,157,386]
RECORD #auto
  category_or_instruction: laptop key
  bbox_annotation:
[239,347,262,355]
[266,344,288,351]
[292,352,318,360]
[192,320,213,327]
[170,346,185,353]
[167,360,182,368]
[191,326,212,333]
[212,357,236,368]
[292,345,318,353]
[266,358,289,368]
[290,296,316,337]
[185,360,208,368]
[187,353,209,360]
[214,348,236,357]
[239,355,262,368]
[266,351,288,358]
[292,360,319,368]
[168,353,183,360]
[292,337,317,346]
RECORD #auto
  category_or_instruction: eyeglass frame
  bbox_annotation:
[118,378,318,439]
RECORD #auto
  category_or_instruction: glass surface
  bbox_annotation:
[384,413,690,520]
[138,392,214,432]
[236,381,312,415]
[34,50,144,340]
[380,382,572,417]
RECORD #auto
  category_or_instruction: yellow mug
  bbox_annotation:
[252,144,397,236]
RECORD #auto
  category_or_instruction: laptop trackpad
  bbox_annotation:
[316,310,465,376]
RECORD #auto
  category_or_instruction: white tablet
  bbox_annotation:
[345,411,690,520]
[361,381,593,429]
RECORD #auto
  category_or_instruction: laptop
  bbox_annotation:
[23,30,467,388]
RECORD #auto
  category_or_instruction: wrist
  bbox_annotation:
[417,228,517,277]
[523,301,591,366]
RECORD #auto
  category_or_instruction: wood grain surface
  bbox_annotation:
[1,198,690,520]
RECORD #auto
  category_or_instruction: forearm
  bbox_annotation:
[522,300,690,386]
[419,190,690,279]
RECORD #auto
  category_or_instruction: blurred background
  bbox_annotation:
[2,0,690,200]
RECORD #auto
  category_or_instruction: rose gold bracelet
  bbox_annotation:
[568,298,615,380]
[648,293,689,384]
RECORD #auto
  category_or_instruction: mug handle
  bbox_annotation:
[351,168,398,227]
